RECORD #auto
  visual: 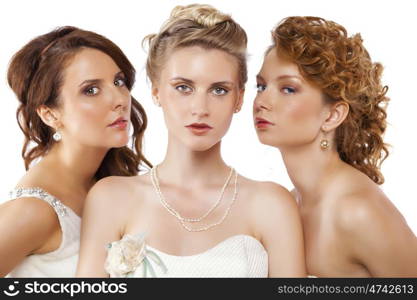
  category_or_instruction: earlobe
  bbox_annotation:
[234,88,245,113]
[151,86,161,107]
[322,101,349,131]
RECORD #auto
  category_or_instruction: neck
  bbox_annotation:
[280,142,343,205]
[156,136,230,187]
[41,140,108,193]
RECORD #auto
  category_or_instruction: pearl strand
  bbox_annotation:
[150,165,234,222]
[179,170,238,232]
[150,166,238,232]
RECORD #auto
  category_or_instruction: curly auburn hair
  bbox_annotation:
[7,26,151,180]
[272,16,389,184]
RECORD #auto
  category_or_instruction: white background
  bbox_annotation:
[0,0,416,235]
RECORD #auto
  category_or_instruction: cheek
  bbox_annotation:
[213,103,234,128]
[280,96,321,125]
[77,102,107,121]
[272,95,323,143]
[62,101,109,134]
[160,89,185,117]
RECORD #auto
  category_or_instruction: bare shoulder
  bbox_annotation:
[82,172,154,228]
[333,176,405,235]
[240,175,296,206]
[86,173,150,207]
[238,175,298,220]
[238,176,304,267]
[80,172,153,245]
[0,196,59,242]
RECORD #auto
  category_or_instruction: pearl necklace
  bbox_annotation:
[150,165,238,232]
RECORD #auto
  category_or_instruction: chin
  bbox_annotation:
[109,135,130,148]
[256,132,275,147]
[184,138,219,152]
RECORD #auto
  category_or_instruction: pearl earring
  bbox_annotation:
[53,131,62,142]
[320,139,329,150]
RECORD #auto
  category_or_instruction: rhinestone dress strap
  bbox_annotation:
[8,187,68,217]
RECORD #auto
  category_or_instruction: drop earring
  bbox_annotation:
[53,131,62,142]
[320,139,329,150]
[320,127,329,150]
[152,95,161,107]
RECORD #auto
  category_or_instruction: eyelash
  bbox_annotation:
[281,86,296,94]
[84,86,99,96]
[175,85,229,96]
[256,83,297,95]
[114,77,126,87]
[83,77,127,96]
[211,87,228,96]
[256,83,266,93]
[175,84,193,94]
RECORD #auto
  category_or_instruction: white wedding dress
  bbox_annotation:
[105,234,268,277]
[6,187,80,277]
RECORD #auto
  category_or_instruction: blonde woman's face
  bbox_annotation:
[58,48,131,149]
[153,46,243,151]
[253,48,327,149]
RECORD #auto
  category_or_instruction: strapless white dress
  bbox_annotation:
[6,187,80,277]
[105,234,268,278]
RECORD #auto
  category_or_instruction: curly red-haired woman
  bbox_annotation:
[254,16,417,277]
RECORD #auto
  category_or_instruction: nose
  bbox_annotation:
[190,92,209,118]
[111,87,130,112]
[253,93,271,113]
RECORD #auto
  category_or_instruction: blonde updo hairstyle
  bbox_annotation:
[271,17,389,184]
[143,4,247,88]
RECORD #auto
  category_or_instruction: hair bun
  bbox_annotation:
[169,4,231,27]
[144,4,247,88]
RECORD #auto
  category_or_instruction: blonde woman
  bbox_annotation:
[77,5,306,277]
[254,16,417,277]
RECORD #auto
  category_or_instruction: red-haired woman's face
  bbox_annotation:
[56,48,131,149]
[253,48,328,149]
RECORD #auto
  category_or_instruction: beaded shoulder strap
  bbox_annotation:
[8,187,68,217]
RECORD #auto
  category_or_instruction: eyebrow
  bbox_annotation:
[170,77,235,87]
[256,74,265,82]
[256,74,303,82]
[78,71,124,87]
[276,74,303,82]
[170,77,194,84]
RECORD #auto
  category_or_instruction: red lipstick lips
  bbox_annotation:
[255,117,274,129]
[108,117,128,129]
[185,123,213,135]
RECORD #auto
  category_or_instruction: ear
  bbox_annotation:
[322,101,349,131]
[36,105,61,129]
[234,88,245,113]
[151,85,161,107]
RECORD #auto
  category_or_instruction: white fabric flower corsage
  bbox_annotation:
[104,233,167,277]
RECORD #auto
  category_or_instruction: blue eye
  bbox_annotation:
[114,78,126,87]
[176,85,193,93]
[84,86,99,96]
[256,83,266,92]
[282,87,296,94]
[212,87,228,96]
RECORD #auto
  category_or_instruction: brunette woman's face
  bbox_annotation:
[57,48,131,149]
[253,48,328,149]
[153,46,243,151]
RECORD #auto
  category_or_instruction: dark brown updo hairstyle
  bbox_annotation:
[272,17,389,184]
[7,26,151,180]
